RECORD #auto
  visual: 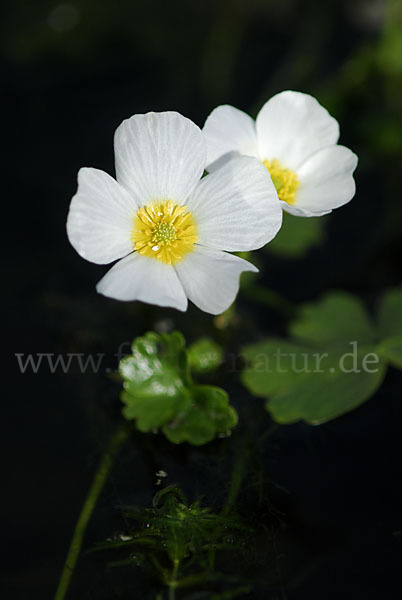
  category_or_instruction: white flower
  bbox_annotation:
[67,111,282,314]
[203,90,358,217]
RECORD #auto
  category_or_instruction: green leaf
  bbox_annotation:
[378,334,402,369]
[121,389,192,432]
[242,340,316,397]
[187,338,223,374]
[242,340,386,424]
[163,386,238,446]
[119,331,192,431]
[267,348,386,424]
[120,331,189,392]
[265,212,326,258]
[378,287,402,339]
[241,291,393,425]
[290,292,375,346]
[119,332,237,444]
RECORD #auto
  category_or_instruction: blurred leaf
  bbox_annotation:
[377,287,402,339]
[243,341,386,424]
[290,292,375,346]
[241,291,398,424]
[242,339,316,397]
[378,334,402,369]
[120,332,237,444]
[265,212,326,259]
[187,338,223,374]
[377,287,402,370]
[163,386,238,445]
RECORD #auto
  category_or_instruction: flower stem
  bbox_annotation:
[54,425,130,600]
[242,283,296,318]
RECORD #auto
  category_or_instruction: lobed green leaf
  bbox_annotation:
[119,332,236,445]
[377,287,402,339]
[241,290,401,424]
[289,292,375,346]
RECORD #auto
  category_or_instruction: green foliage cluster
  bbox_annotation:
[242,288,402,424]
[93,485,251,599]
[119,332,237,445]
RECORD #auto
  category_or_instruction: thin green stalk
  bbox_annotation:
[242,284,296,318]
[207,442,249,571]
[221,446,248,517]
[54,425,130,600]
[259,423,280,444]
[209,429,281,570]
[221,425,280,517]
[168,559,180,600]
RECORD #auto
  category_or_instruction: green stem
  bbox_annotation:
[221,445,248,517]
[259,423,280,444]
[207,442,249,571]
[242,284,296,318]
[168,559,180,600]
[54,425,130,600]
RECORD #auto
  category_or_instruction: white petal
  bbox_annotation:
[96,253,188,310]
[203,105,259,171]
[187,155,282,252]
[294,145,358,213]
[281,202,332,218]
[114,111,206,205]
[256,91,340,170]
[175,246,258,315]
[67,168,138,264]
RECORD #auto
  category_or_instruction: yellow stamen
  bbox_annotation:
[263,158,299,206]
[132,200,197,265]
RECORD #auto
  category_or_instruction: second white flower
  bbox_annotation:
[203,90,358,217]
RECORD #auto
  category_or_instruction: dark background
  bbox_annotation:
[3,0,402,598]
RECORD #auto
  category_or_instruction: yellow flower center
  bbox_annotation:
[263,158,299,206]
[132,200,198,265]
